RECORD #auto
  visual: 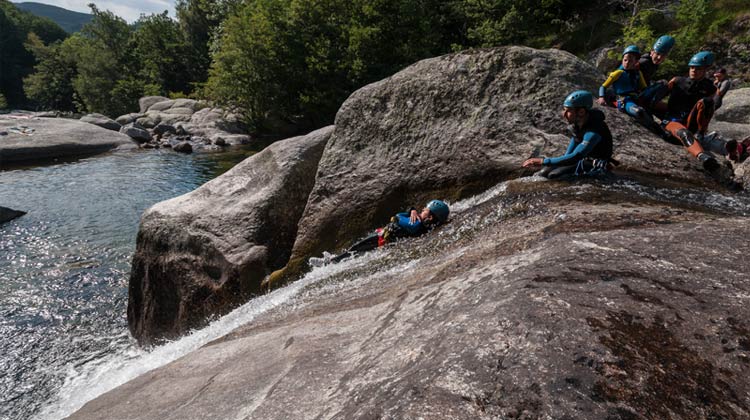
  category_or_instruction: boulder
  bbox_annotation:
[120,124,152,143]
[0,206,25,224]
[80,113,121,131]
[127,126,333,344]
[714,87,750,125]
[172,141,193,153]
[70,177,750,419]
[139,96,169,113]
[152,123,176,136]
[270,46,732,286]
[0,114,134,165]
[147,100,176,112]
[116,113,145,126]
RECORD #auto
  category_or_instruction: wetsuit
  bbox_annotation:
[662,76,723,164]
[637,54,669,117]
[540,109,613,179]
[638,54,659,85]
[327,210,432,263]
[599,66,651,126]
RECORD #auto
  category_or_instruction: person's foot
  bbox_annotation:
[698,153,719,172]
[726,139,740,162]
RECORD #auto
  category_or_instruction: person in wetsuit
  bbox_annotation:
[638,35,675,117]
[597,45,654,129]
[522,90,614,178]
[658,51,747,168]
[309,199,450,266]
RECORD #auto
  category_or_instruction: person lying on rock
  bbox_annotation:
[596,45,656,130]
[309,199,450,267]
[637,35,675,118]
[522,90,614,179]
[651,51,748,168]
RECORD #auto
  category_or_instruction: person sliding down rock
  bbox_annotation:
[309,200,450,267]
[522,90,615,179]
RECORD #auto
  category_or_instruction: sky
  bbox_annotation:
[14,0,175,23]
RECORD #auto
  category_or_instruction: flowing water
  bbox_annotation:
[0,147,255,420]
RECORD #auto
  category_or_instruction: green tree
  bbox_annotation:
[72,4,139,116]
[0,0,66,107]
[132,11,192,95]
[23,33,79,111]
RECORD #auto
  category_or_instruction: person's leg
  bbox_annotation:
[664,120,718,170]
[329,233,381,263]
[544,165,577,179]
[685,97,715,136]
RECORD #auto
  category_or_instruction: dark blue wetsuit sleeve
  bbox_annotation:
[543,133,602,166]
[395,212,424,236]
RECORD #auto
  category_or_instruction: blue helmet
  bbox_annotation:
[563,90,593,110]
[688,51,715,67]
[426,199,449,223]
[653,35,675,54]
[623,45,641,57]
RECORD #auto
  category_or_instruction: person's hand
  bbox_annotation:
[596,97,607,105]
[522,157,543,168]
[410,209,420,224]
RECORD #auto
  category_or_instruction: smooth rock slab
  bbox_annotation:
[72,180,750,419]
[0,115,134,166]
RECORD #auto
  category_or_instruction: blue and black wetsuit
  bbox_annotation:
[599,65,649,121]
[329,209,432,263]
[540,109,614,179]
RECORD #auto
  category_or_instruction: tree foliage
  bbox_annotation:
[0,0,66,107]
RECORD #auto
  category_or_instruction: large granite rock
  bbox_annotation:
[139,96,169,113]
[70,177,750,419]
[127,126,333,344]
[714,87,750,125]
[269,46,737,286]
[0,114,135,166]
[0,206,25,224]
[80,113,121,131]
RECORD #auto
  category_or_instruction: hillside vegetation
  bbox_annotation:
[14,2,92,33]
[1,0,748,134]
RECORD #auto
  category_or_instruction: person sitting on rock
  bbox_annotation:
[522,90,614,179]
[309,199,450,267]
[713,68,732,110]
[637,35,675,117]
[657,51,747,168]
[639,35,675,85]
[597,45,655,129]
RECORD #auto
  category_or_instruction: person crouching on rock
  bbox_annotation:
[309,200,450,267]
[522,90,614,179]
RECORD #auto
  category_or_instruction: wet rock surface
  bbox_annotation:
[275,46,742,285]
[127,126,333,344]
[0,206,25,224]
[0,114,135,166]
[73,176,750,419]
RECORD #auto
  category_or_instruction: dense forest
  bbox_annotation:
[1,0,748,134]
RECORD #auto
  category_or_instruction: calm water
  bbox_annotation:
[0,147,255,420]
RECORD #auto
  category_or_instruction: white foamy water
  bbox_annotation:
[37,257,366,420]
